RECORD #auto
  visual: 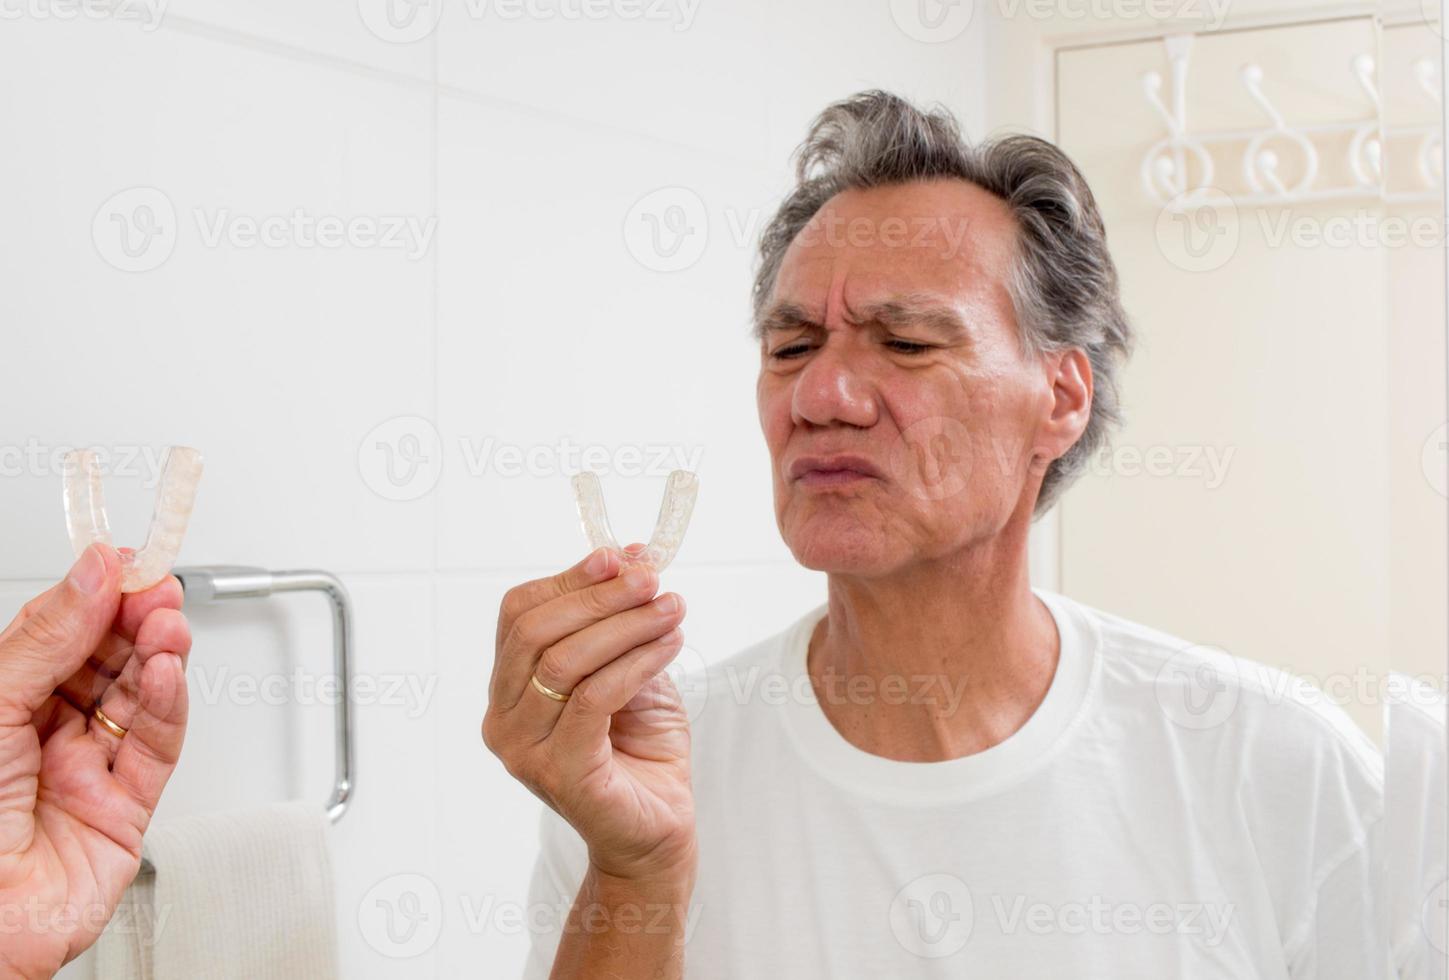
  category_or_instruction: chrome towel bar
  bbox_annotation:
[172,566,355,823]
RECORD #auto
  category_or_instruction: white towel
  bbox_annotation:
[93,801,339,980]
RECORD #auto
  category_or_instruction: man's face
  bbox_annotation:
[756,178,1081,576]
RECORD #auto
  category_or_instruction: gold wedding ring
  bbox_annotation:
[530,674,571,703]
[92,704,128,739]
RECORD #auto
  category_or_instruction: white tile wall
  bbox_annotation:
[2,5,985,976]
[435,0,989,166]
[0,14,437,578]
[435,93,790,570]
[163,0,436,79]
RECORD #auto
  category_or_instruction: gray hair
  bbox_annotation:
[752,90,1134,517]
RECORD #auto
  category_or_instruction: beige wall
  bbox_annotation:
[998,7,1445,739]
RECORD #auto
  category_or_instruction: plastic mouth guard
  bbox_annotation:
[571,470,698,572]
[63,446,204,593]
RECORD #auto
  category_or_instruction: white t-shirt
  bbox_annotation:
[524,587,1386,979]
[1383,676,1446,980]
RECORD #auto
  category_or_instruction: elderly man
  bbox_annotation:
[484,91,1383,978]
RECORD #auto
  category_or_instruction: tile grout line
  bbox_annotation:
[150,14,773,175]
[429,19,444,870]
[434,82,774,175]
[155,13,435,90]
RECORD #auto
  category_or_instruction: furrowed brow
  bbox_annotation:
[856,299,968,339]
[756,302,819,337]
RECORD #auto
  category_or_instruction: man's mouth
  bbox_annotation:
[786,454,885,488]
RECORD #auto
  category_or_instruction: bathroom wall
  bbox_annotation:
[982,0,1447,740]
[0,4,987,976]
[1051,18,1446,742]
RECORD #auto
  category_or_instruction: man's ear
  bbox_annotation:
[1037,347,1093,465]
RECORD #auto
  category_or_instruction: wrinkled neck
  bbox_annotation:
[809,516,1059,762]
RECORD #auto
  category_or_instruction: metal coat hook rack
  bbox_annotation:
[1140,33,1442,209]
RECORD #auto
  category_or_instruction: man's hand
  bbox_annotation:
[0,544,191,979]
[483,546,695,884]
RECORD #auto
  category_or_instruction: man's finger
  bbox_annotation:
[493,564,661,707]
[495,548,621,646]
[509,591,685,734]
[550,627,685,755]
[90,607,192,763]
[57,579,191,711]
[530,592,684,699]
[0,584,61,646]
[0,545,122,719]
[109,650,188,815]
[490,547,622,704]
[113,575,184,642]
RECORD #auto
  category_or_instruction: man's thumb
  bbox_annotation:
[0,544,121,716]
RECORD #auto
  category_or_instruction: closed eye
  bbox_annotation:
[770,342,813,360]
[885,339,933,355]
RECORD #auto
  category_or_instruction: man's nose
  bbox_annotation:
[791,343,879,429]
